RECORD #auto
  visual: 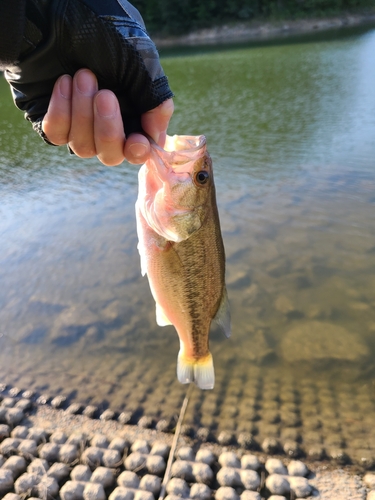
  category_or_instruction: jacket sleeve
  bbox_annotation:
[3,0,173,138]
[0,0,27,67]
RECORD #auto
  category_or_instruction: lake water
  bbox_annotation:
[1,25,375,462]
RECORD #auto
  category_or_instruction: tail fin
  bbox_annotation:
[177,350,215,390]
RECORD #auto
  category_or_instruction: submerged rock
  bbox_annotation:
[280,321,369,363]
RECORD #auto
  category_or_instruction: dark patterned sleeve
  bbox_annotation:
[4,0,173,138]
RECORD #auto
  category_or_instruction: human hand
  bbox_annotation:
[42,69,174,166]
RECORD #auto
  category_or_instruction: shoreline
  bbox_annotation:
[154,10,375,48]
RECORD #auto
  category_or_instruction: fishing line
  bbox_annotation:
[158,383,193,500]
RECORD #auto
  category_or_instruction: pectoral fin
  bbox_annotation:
[214,287,231,338]
[155,303,172,327]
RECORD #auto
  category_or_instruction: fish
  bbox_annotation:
[135,134,231,390]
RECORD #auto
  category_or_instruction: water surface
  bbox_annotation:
[1,26,375,458]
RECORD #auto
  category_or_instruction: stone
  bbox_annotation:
[27,427,47,444]
[83,406,98,418]
[288,476,312,498]
[280,321,369,363]
[139,474,161,494]
[4,409,24,426]
[50,430,68,444]
[367,492,375,500]
[131,440,150,454]
[3,494,21,500]
[18,439,38,456]
[190,483,212,499]
[151,442,170,458]
[240,469,260,490]
[109,437,128,453]
[215,486,240,500]
[192,463,214,484]
[124,452,146,471]
[133,491,154,500]
[11,427,28,439]
[265,458,288,475]
[118,471,140,489]
[262,438,280,454]
[287,460,308,477]
[0,438,20,455]
[59,443,79,464]
[34,476,59,498]
[60,481,85,500]
[109,488,134,500]
[39,442,60,462]
[171,460,193,481]
[146,455,166,476]
[240,492,261,500]
[268,497,287,500]
[138,416,154,428]
[0,469,14,493]
[51,396,67,409]
[14,473,39,494]
[82,447,104,467]
[246,330,275,363]
[91,467,115,488]
[241,454,260,470]
[218,431,235,446]
[177,446,195,461]
[196,448,216,465]
[266,474,290,495]
[92,434,110,448]
[364,473,375,489]
[83,482,106,500]
[71,465,92,482]
[47,462,70,482]
[218,451,240,468]
[166,478,190,497]
[103,449,122,468]
[0,424,10,438]
[217,467,241,487]
[2,456,27,478]
[27,459,49,476]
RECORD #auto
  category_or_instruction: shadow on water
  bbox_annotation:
[1,26,375,457]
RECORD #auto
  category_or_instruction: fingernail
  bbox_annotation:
[59,75,71,99]
[95,92,117,118]
[129,143,148,158]
[76,70,97,95]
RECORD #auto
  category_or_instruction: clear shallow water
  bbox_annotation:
[1,26,375,456]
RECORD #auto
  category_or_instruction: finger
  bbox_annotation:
[123,133,150,164]
[69,69,98,157]
[93,90,126,166]
[141,98,174,147]
[42,75,72,145]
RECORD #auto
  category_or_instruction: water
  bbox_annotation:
[1,26,375,457]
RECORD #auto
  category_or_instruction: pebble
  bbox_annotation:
[27,459,49,476]
[240,492,261,500]
[0,424,10,438]
[268,496,287,500]
[171,460,193,481]
[215,486,240,500]
[5,408,24,426]
[367,492,375,500]
[125,452,146,472]
[288,476,312,498]
[118,470,140,489]
[217,467,241,487]
[27,427,47,444]
[287,460,308,477]
[166,477,190,497]
[139,474,161,494]
[2,456,27,478]
[364,473,375,489]
[0,469,14,493]
[59,443,79,464]
[81,447,104,467]
[217,431,235,446]
[240,469,261,490]
[241,454,260,470]
[0,438,19,455]
[192,462,214,484]
[71,465,92,482]
[34,476,59,498]
[65,403,82,415]
[3,494,21,500]
[14,473,39,494]
[262,438,280,454]
[51,395,67,409]
[83,482,106,500]
[109,437,128,453]
[11,427,28,439]
[92,434,110,449]
[138,416,154,428]
[146,455,166,476]
[190,483,212,499]
[47,462,70,482]
[266,474,290,495]
[118,412,133,425]
[91,467,115,488]
[83,405,98,418]
[218,451,241,468]
[18,439,38,456]
[177,446,195,461]
[103,448,122,468]
[109,487,135,500]
[131,440,150,454]
[265,458,288,475]
[196,448,216,465]
[60,481,85,500]
[39,442,60,462]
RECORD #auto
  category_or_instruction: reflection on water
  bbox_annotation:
[1,26,375,458]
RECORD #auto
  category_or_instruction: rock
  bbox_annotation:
[117,471,140,489]
[190,483,212,499]
[287,460,308,477]
[2,456,27,478]
[146,455,166,476]
[266,474,290,495]
[71,465,92,482]
[0,469,14,493]
[288,476,312,498]
[124,452,145,471]
[367,492,375,500]
[196,449,216,465]
[218,452,240,468]
[275,295,294,314]
[177,446,195,461]
[217,467,241,487]
[240,493,261,500]
[364,473,375,489]
[265,458,287,475]
[240,470,260,490]
[166,478,190,497]
[91,467,116,488]
[246,330,275,363]
[241,454,260,470]
[139,474,161,494]
[131,440,150,454]
[47,462,70,483]
[215,486,240,500]
[281,321,369,363]
[171,460,193,481]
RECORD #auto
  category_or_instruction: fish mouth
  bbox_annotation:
[150,135,207,178]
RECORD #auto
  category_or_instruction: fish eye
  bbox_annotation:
[195,170,210,185]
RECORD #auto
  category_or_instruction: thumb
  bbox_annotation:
[141,98,174,147]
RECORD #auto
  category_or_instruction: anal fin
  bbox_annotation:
[214,287,231,338]
[156,302,172,327]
